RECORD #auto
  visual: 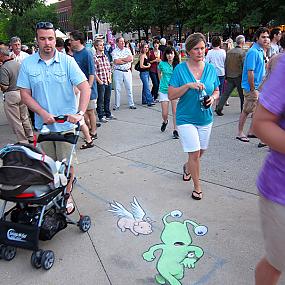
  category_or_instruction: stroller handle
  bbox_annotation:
[37,115,81,144]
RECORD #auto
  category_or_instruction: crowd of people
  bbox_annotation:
[0,22,285,284]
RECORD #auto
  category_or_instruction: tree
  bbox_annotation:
[5,3,58,43]
[0,0,41,16]
[71,0,93,32]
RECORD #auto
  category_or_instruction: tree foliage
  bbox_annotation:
[70,0,285,40]
[0,0,41,16]
[1,3,58,43]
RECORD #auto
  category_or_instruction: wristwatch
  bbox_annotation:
[77,110,84,116]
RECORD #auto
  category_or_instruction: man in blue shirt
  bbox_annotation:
[236,27,269,142]
[17,22,91,214]
[70,30,98,147]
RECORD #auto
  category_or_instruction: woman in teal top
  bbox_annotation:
[169,33,219,200]
[158,46,180,139]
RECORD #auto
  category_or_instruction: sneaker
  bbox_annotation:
[113,106,119,111]
[225,101,230,106]
[129,105,137,109]
[99,117,108,123]
[96,122,101,128]
[173,130,179,139]
[147,103,155,107]
[160,120,168,132]
[106,114,117,120]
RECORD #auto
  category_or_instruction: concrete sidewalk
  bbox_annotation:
[0,72,283,285]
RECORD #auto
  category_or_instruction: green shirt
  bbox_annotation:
[158,61,173,94]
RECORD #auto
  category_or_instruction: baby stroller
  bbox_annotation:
[0,117,91,270]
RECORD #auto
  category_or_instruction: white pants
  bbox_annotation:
[177,123,213,152]
[113,69,134,107]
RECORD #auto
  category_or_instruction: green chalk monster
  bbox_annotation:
[143,210,207,285]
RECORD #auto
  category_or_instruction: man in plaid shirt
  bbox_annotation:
[94,39,116,122]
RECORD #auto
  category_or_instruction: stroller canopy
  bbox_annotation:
[0,144,58,191]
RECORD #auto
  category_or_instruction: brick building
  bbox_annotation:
[56,0,73,32]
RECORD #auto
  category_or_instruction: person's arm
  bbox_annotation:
[114,55,133,65]
[149,51,156,64]
[88,74,95,87]
[20,88,56,124]
[96,74,103,85]
[66,80,91,124]
[139,55,151,69]
[253,103,285,153]
[248,70,258,98]
[76,81,91,113]
[168,82,205,100]
[205,87,219,106]
[87,51,95,86]
[0,68,9,91]
[157,68,162,80]
[139,54,144,69]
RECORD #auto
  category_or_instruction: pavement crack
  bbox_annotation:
[86,230,113,285]
[112,156,259,197]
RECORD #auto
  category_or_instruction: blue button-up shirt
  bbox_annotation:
[17,50,87,132]
[242,42,265,92]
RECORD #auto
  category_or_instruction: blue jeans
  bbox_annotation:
[96,83,112,119]
[140,71,154,105]
[218,76,225,95]
[149,71,159,100]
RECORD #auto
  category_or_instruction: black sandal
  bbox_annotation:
[80,141,94,150]
[183,164,192,181]
[90,133,98,140]
[191,191,203,200]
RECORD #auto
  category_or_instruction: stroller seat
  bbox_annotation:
[0,144,68,200]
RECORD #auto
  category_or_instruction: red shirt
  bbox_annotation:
[149,50,162,73]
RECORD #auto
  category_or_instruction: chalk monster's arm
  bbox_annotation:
[181,246,204,269]
[143,244,165,262]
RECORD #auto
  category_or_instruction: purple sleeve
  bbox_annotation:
[259,54,285,116]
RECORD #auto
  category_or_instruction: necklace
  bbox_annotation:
[187,61,204,78]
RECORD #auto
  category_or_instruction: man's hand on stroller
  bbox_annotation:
[66,114,84,124]
[42,111,56,125]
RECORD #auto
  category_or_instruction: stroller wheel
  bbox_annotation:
[78,215,91,232]
[41,250,55,270]
[31,250,43,269]
[1,246,17,261]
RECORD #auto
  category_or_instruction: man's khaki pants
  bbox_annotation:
[4,90,33,143]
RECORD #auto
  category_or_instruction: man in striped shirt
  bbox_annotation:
[112,37,136,110]
[94,39,116,122]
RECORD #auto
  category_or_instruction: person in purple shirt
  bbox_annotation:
[253,54,285,285]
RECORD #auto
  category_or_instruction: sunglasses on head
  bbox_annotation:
[35,22,54,30]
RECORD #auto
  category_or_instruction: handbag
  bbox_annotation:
[134,61,140,71]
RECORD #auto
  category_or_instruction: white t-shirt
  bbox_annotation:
[205,48,226,76]
[269,43,280,58]
[11,51,29,64]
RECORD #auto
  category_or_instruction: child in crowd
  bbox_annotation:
[158,46,180,139]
